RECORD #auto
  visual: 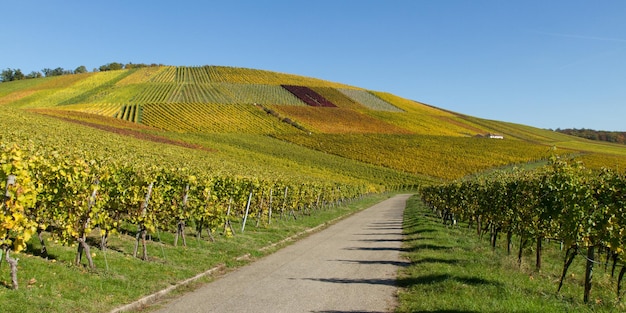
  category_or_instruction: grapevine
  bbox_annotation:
[420,157,626,302]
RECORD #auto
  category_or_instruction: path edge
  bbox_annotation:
[109,195,399,313]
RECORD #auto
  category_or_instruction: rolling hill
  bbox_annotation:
[2,64,626,313]
[1,65,625,186]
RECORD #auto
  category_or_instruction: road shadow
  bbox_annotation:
[353,232,403,236]
[330,259,410,267]
[311,311,387,313]
[353,238,404,243]
[369,220,403,225]
[300,277,397,287]
[397,274,502,289]
[343,246,404,252]
[365,226,402,230]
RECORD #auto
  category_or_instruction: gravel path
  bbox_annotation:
[152,194,411,313]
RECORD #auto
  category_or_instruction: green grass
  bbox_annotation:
[398,195,624,312]
[0,193,396,313]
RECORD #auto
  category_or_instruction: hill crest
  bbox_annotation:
[2,64,625,180]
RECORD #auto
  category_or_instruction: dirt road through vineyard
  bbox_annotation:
[152,194,411,313]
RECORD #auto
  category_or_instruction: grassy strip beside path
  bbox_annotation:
[0,193,396,313]
[398,195,623,312]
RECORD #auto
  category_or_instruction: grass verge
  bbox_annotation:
[0,193,396,313]
[398,195,624,312]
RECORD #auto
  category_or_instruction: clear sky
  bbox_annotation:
[3,1,625,131]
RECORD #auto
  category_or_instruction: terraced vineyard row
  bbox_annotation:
[0,76,51,98]
[141,102,299,134]
[5,73,95,108]
[175,66,212,84]
[362,91,490,136]
[338,88,403,112]
[168,83,233,103]
[309,87,366,110]
[113,104,142,123]
[130,83,177,103]
[205,66,357,88]
[228,84,304,105]
[129,82,305,105]
[115,66,167,85]
[57,103,123,117]
[0,75,92,107]
[274,133,552,180]
[281,85,336,107]
[149,66,177,83]
[272,106,412,134]
[5,71,136,109]
[144,66,356,88]
[462,115,574,143]
[0,89,38,106]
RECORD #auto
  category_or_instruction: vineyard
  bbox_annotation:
[419,157,626,303]
[1,64,625,311]
[366,91,490,136]
[0,135,370,286]
[0,64,623,186]
[271,106,413,134]
[273,133,554,180]
[338,88,403,112]
[128,82,305,106]
[281,85,337,107]
[113,104,141,123]
[308,86,366,110]
[140,103,299,134]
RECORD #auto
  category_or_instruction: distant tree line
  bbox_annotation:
[555,128,626,145]
[1,62,163,82]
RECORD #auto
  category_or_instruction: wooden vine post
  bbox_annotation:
[2,175,19,289]
[223,197,235,236]
[174,184,189,247]
[583,245,595,303]
[281,186,288,219]
[255,190,264,227]
[268,188,273,225]
[133,182,153,260]
[241,191,253,233]
[76,180,99,268]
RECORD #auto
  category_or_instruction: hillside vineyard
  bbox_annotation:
[1,65,625,311]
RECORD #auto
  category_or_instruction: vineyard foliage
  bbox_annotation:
[419,158,626,301]
[1,107,420,193]
[0,62,624,306]
[140,103,298,134]
[271,106,412,134]
[338,89,403,112]
[0,64,623,182]
[0,141,367,261]
[281,85,337,107]
[273,133,553,180]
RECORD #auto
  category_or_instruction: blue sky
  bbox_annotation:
[3,1,626,131]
